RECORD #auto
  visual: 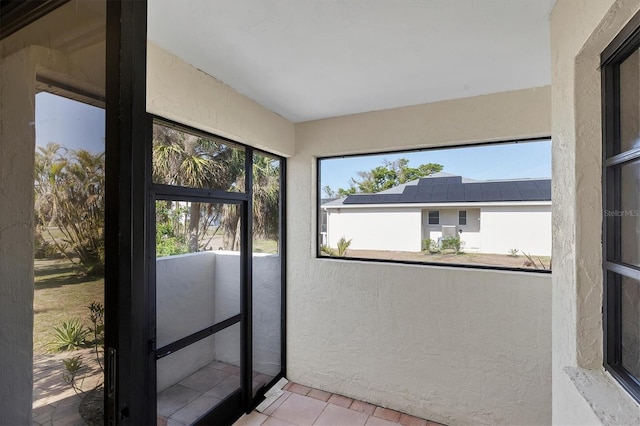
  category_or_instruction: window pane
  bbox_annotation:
[152,123,245,191]
[156,200,241,344]
[621,159,640,267]
[252,152,282,396]
[252,153,280,255]
[622,275,640,380]
[459,210,467,225]
[318,140,552,270]
[620,49,640,153]
[156,200,242,256]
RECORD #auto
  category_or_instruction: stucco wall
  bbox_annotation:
[551,0,640,423]
[146,42,295,157]
[326,207,422,251]
[0,47,37,426]
[480,205,552,256]
[291,87,552,425]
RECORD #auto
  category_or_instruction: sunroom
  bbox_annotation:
[2,1,640,425]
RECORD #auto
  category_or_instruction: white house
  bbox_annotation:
[323,172,552,256]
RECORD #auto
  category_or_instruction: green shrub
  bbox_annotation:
[50,319,89,352]
[441,236,463,254]
[320,245,335,256]
[337,237,352,257]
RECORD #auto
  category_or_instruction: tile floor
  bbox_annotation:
[233,382,445,426]
[158,361,273,425]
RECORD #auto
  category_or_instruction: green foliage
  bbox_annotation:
[62,356,84,388]
[50,319,89,352]
[440,236,463,254]
[508,248,519,257]
[337,236,352,256]
[152,126,280,252]
[333,158,443,196]
[320,245,336,256]
[155,201,190,256]
[58,302,105,397]
[422,239,439,253]
[34,143,105,275]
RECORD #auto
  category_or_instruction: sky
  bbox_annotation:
[35,92,105,154]
[320,139,552,193]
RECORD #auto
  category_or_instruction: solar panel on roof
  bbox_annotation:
[341,176,551,204]
[519,189,544,200]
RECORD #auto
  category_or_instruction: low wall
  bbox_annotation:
[156,251,281,392]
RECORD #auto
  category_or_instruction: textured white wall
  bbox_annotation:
[327,208,422,251]
[480,205,552,256]
[551,0,640,423]
[291,88,552,425]
[147,42,295,158]
[0,47,36,426]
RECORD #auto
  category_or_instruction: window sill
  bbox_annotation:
[564,366,640,424]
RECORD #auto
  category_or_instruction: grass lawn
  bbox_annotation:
[33,258,104,354]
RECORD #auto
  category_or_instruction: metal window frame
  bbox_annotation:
[148,116,287,420]
[428,210,440,225]
[458,210,467,226]
[601,8,640,404]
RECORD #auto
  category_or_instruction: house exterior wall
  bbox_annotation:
[551,0,640,424]
[480,205,552,256]
[291,87,552,425]
[423,208,481,252]
[326,207,422,252]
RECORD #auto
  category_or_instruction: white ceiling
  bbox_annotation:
[148,0,556,123]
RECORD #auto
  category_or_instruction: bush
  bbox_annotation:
[337,237,352,257]
[50,319,89,352]
[441,236,463,254]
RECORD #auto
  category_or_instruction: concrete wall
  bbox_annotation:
[291,87,552,425]
[326,207,422,251]
[551,0,640,423]
[480,205,552,256]
[156,251,281,392]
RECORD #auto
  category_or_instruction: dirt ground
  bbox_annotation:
[340,249,551,270]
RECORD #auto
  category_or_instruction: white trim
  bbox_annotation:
[323,200,552,210]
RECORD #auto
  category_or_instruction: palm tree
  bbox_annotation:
[221,154,280,251]
[152,125,243,252]
[34,143,105,274]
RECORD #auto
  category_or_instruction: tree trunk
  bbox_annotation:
[188,202,201,252]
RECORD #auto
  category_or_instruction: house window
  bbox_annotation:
[316,139,552,272]
[428,210,440,225]
[459,210,467,226]
[602,15,640,403]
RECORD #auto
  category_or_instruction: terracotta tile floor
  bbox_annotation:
[234,381,445,426]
